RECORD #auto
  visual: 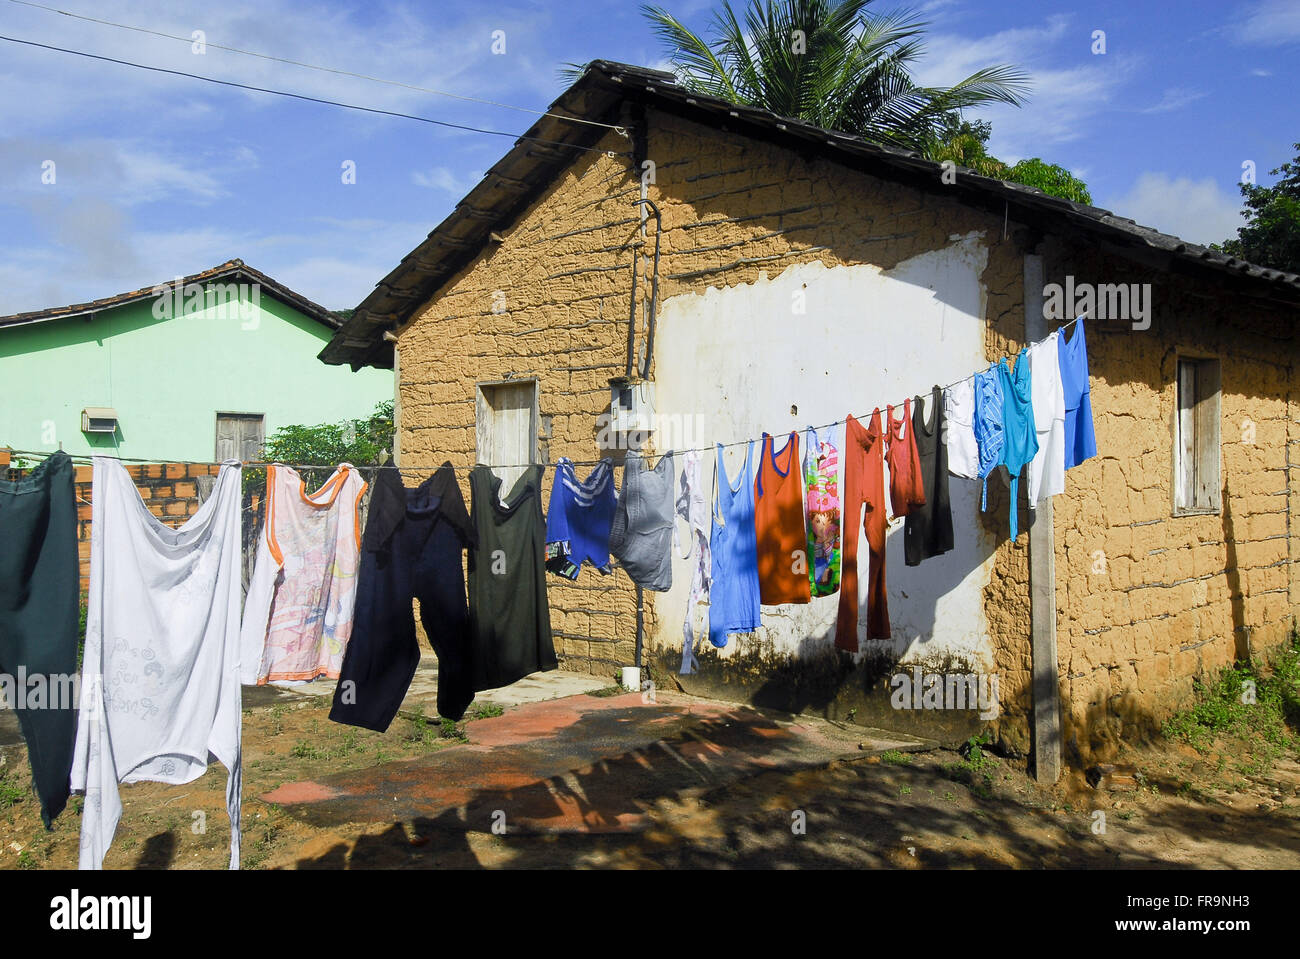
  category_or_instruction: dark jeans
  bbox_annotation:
[0,451,79,827]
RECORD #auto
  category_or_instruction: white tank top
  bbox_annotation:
[239,464,367,685]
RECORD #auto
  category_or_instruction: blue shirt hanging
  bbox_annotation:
[973,364,1004,511]
[997,350,1039,540]
[545,458,617,579]
[1059,318,1097,469]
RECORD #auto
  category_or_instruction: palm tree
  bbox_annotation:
[641,0,1029,154]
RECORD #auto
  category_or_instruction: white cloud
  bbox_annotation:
[1140,87,1206,114]
[0,213,435,315]
[412,165,472,194]
[1,137,237,205]
[1103,173,1247,246]
[0,0,560,134]
[911,14,1135,160]
[1232,0,1300,46]
[913,15,1073,86]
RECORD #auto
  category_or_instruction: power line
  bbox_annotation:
[6,0,623,133]
[0,34,627,155]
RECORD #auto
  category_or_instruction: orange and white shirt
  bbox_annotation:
[239,464,367,685]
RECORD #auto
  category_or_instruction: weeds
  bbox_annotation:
[466,702,505,721]
[268,704,288,736]
[0,773,27,810]
[289,741,324,760]
[1161,638,1300,759]
[944,733,998,798]
[243,822,281,869]
[438,718,468,743]
[879,750,913,766]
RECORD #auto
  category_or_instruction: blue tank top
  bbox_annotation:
[544,458,616,579]
[1059,319,1097,469]
[709,442,761,647]
[997,351,1039,540]
[973,365,1004,512]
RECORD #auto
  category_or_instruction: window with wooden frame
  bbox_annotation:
[1173,356,1221,514]
[215,412,265,463]
[475,379,539,495]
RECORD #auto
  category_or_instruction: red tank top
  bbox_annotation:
[754,431,811,605]
[886,399,926,518]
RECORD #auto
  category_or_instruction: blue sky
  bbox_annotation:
[0,0,1296,314]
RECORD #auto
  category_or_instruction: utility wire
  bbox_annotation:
[5,318,1086,474]
[6,0,624,133]
[0,34,627,154]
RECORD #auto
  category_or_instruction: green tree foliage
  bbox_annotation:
[638,0,1028,152]
[246,401,394,492]
[1219,142,1300,274]
[1002,157,1092,205]
[926,112,1092,204]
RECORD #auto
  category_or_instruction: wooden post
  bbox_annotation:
[1024,252,1062,784]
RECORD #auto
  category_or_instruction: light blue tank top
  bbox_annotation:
[709,441,761,647]
[997,351,1040,540]
[973,365,1004,511]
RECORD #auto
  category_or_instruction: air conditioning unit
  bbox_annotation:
[81,407,119,434]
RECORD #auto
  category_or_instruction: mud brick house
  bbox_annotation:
[322,61,1300,775]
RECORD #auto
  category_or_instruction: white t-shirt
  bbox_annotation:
[71,457,244,870]
[944,379,980,480]
[1026,330,1067,506]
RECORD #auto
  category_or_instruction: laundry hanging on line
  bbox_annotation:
[72,456,244,870]
[0,316,1098,811]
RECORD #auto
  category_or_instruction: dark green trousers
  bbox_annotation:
[0,451,79,827]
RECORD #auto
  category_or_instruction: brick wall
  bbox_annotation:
[2,454,220,593]
[1036,239,1297,765]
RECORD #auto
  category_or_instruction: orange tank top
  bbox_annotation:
[754,431,812,605]
[886,399,926,518]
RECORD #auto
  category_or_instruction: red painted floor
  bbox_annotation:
[263,692,869,834]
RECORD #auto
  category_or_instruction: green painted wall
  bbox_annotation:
[0,285,392,462]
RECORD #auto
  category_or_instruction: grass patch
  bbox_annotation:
[0,773,28,810]
[878,750,913,766]
[438,718,468,742]
[289,740,326,760]
[1161,637,1300,757]
[943,733,998,799]
[268,704,288,736]
[243,822,282,869]
[588,685,626,698]
[466,701,504,720]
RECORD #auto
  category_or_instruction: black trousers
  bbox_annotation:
[330,469,474,731]
[0,451,79,827]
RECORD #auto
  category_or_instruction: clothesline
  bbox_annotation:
[4,316,1084,474]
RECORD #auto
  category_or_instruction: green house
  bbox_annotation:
[0,260,393,462]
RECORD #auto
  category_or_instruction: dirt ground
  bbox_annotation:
[2,692,1298,870]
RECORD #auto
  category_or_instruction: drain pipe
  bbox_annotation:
[635,197,662,380]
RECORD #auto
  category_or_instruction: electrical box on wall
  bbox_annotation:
[81,407,119,434]
[607,378,655,442]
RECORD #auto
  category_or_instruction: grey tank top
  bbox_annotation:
[608,451,675,591]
